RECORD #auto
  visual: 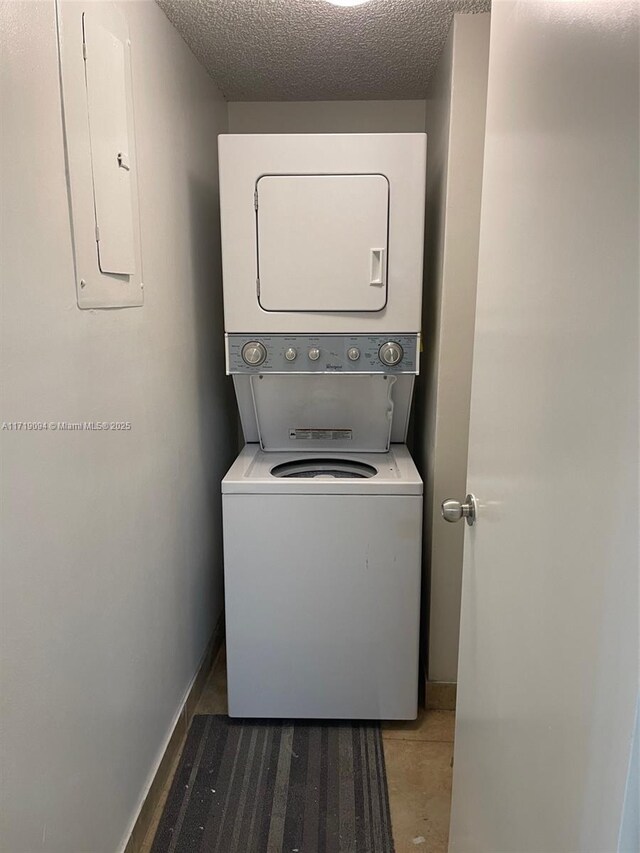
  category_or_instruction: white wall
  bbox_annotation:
[228,99,426,133]
[415,13,490,683]
[0,2,235,851]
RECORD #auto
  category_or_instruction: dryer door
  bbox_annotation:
[256,174,389,312]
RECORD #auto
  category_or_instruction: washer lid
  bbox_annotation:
[250,373,396,453]
[250,373,397,453]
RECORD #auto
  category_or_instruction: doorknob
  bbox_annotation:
[441,494,477,526]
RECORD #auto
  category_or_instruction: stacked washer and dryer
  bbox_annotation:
[219,133,427,720]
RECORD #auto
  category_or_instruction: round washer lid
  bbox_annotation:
[270,458,378,479]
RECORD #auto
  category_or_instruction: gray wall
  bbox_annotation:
[228,100,426,133]
[415,13,490,683]
[0,2,235,850]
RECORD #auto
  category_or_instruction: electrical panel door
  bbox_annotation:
[83,15,136,275]
[56,1,143,307]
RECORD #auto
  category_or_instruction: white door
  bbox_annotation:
[449,2,639,852]
[256,174,389,312]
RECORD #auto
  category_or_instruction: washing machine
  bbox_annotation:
[222,445,422,720]
[218,133,427,719]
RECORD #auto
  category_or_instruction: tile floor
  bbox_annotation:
[141,649,455,852]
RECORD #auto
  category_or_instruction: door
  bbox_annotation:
[256,174,389,311]
[449,2,639,852]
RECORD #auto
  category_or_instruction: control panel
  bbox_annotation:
[226,334,420,374]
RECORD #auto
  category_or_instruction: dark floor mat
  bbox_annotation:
[151,714,394,853]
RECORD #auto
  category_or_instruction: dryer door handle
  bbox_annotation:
[370,248,385,285]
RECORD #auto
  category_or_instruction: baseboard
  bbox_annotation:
[425,679,457,711]
[122,615,225,853]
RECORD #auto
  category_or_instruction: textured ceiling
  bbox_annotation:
[157,0,491,101]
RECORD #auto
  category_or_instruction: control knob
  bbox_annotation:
[284,347,297,362]
[308,347,321,361]
[347,347,361,361]
[379,341,404,367]
[241,340,267,366]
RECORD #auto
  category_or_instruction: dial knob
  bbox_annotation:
[347,347,361,361]
[241,340,267,366]
[308,347,321,361]
[379,341,404,367]
[284,347,297,362]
